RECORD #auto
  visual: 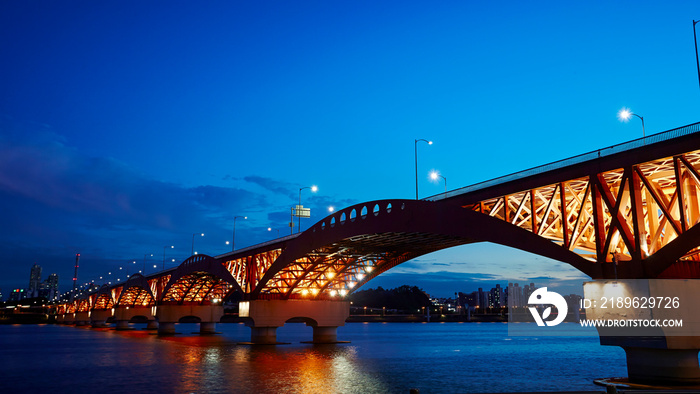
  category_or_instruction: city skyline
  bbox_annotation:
[1,2,700,297]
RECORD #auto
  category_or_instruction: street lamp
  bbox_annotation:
[162,245,173,270]
[694,20,700,90]
[328,206,334,213]
[618,108,645,137]
[143,253,153,274]
[415,139,433,199]
[430,171,447,193]
[267,227,280,237]
[232,216,247,251]
[192,233,204,255]
[297,185,317,233]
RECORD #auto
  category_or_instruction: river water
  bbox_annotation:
[0,322,626,393]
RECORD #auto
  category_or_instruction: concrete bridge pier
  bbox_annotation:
[247,326,279,344]
[239,300,350,344]
[90,309,113,328]
[312,326,340,343]
[584,279,700,386]
[74,311,90,326]
[115,320,130,330]
[156,304,224,336]
[199,322,216,334]
[146,320,159,330]
[157,322,176,335]
[114,306,156,331]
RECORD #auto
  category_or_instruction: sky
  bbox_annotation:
[1,1,699,298]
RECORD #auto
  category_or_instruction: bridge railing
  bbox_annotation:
[427,121,700,201]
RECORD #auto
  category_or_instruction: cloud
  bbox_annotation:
[243,175,297,199]
[0,122,303,291]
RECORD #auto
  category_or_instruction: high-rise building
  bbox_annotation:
[507,283,523,307]
[9,289,26,302]
[46,273,59,300]
[39,274,59,299]
[28,263,42,298]
[490,284,504,308]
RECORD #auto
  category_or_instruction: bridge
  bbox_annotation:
[55,121,700,385]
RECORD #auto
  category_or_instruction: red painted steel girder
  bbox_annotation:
[160,254,242,304]
[251,199,593,299]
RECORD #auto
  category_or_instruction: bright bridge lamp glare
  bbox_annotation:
[429,171,447,193]
[297,185,318,233]
[414,139,433,199]
[617,107,645,137]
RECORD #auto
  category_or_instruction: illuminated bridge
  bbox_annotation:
[56,122,700,384]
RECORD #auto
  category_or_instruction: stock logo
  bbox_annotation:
[527,287,568,327]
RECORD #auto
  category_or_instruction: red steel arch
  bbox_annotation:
[251,199,592,300]
[161,254,242,304]
[116,274,157,307]
[92,285,116,310]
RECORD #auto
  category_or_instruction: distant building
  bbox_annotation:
[523,282,535,303]
[490,284,504,308]
[9,289,26,302]
[563,293,582,321]
[507,283,523,307]
[39,273,59,300]
[458,291,478,309]
[28,263,42,298]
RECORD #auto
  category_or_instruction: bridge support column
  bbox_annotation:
[158,322,176,335]
[624,347,700,384]
[312,326,339,343]
[240,300,350,344]
[146,320,159,330]
[115,320,130,330]
[75,311,90,326]
[90,309,112,328]
[199,322,216,334]
[584,279,700,386]
[155,304,224,336]
[249,326,279,344]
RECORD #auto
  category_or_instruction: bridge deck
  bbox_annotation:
[427,122,700,204]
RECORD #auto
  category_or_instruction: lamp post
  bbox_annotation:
[618,108,645,137]
[415,139,433,199]
[192,233,204,255]
[694,20,700,90]
[162,245,173,270]
[430,171,447,193]
[297,185,317,233]
[143,253,153,274]
[267,227,280,238]
[232,216,247,251]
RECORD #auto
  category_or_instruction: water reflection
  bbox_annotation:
[0,322,626,393]
[134,323,390,393]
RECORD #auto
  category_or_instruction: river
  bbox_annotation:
[0,322,626,393]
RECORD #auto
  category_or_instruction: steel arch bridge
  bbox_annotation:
[61,122,700,308]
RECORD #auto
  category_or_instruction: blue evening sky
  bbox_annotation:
[1,1,699,297]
